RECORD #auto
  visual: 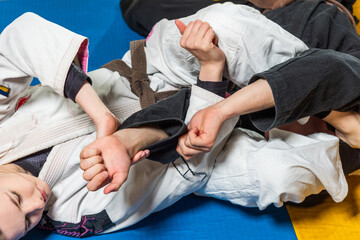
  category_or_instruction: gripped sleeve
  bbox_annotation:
[249,49,360,131]
[119,89,191,163]
[249,0,360,131]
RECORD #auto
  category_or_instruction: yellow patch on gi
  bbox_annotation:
[286,171,360,240]
[0,85,10,97]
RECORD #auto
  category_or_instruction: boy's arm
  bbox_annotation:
[73,79,119,138]
[80,19,230,192]
[174,19,234,159]
[0,12,88,95]
[80,83,228,193]
[0,13,118,138]
[119,19,229,162]
[114,75,229,162]
[0,13,88,121]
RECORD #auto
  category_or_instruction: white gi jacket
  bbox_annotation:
[144,2,308,89]
[0,8,347,238]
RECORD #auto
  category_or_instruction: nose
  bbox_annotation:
[23,196,45,217]
[22,197,45,229]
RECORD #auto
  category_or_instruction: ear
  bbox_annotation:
[175,19,186,35]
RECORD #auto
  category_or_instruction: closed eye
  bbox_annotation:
[12,191,22,205]
[11,191,30,232]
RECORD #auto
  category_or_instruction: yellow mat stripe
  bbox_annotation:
[287,3,360,239]
[286,172,360,239]
[354,0,360,34]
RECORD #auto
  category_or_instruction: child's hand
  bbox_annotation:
[80,135,149,194]
[176,104,225,159]
[175,19,225,82]
[175,19,225,70]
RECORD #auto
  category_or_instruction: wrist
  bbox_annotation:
[199,62,224,82]
[113,129,141,158]
[213,99,235,122]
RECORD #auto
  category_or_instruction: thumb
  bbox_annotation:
[175,19,186,35]
[103,171,128,194]
[187,128,202,143]
[189,127,200,137]
[131,149,150,164]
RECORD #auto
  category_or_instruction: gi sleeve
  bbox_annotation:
[249,48,360,131]
[0,12,88,121]
[119,79,229,164]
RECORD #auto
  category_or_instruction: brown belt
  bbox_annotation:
[101,40,178,109]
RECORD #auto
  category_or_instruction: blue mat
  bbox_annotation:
[0,0,297,239]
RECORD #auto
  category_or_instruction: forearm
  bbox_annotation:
[118,79,229,163]
[213,78,274,121]
[75,82,110,123]
[114,126,169,158]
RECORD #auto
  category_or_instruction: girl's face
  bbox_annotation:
[0,170,51,240]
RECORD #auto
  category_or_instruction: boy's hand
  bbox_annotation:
[176,105,225,160]
[80,135,149,194]
[175,19,228,160]
[175,19,225,81]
